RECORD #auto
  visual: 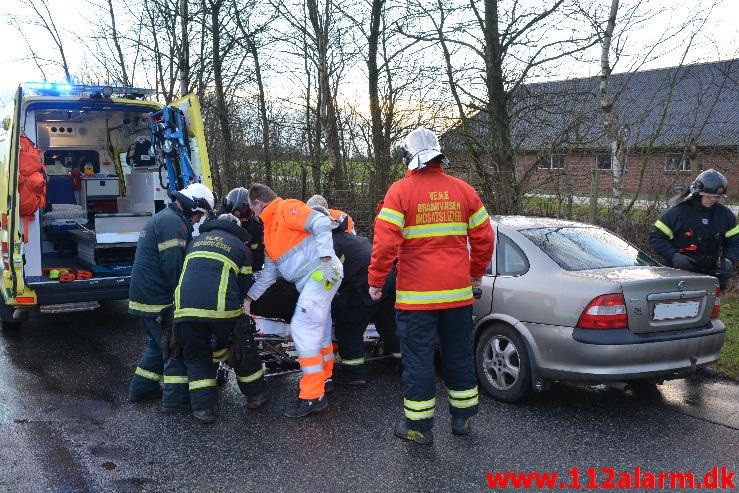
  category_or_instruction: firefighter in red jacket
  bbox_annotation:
[368,127,495,445]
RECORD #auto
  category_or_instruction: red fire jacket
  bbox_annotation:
[368,165,494,310]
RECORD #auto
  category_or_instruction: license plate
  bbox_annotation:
[653,300,700,321]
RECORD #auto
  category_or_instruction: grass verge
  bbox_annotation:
[717,295,739,380]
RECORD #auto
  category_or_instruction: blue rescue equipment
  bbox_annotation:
[148,105,196,192]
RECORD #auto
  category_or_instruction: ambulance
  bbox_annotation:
[0,83,212,330]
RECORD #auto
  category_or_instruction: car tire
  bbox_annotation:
[475,323,531,403]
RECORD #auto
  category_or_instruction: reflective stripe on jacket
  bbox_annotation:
[247,198,334,300]
[648,197,739,274]
[129,204,192,317]
[368,165,495,310]
[174,219,253,322]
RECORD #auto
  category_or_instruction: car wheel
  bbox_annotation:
[475,323,530,403]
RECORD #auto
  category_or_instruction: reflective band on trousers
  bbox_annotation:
[301,363,324,374]
[163,375,189,384]
[392,352,402,359]
[404,397,435,420]
[448,387,479,409]
[212,348,229,362]
[396,286,473,305]
[402,222,467,239]
[189,378,217,390]
[237,368,264,384]
[129,301,171,313]
[377,207,404,229]
[654,220,674,240]
[341,357,365,366]
[135,366,162,382]
[727,225,739,238]
[468,206,490,229]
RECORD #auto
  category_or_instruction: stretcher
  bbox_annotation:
[216,315,392,385]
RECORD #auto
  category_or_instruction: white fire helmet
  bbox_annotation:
[401,127,449,171]
[179,182,215,213]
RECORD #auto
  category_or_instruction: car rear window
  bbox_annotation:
[521,226,659,271]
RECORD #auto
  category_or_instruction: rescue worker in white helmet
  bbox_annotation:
[649,168,739,292]
[368,127,494,445]
[168,213,267,424]
[127,182,214,406]
[244,183,342,418]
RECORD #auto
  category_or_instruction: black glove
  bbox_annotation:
[717,258,734,292]
[672,253,697,271]
[229,317,244,367]
[158,305,183,361]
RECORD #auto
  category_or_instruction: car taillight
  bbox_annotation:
[711,286,721,319]
[577,294,628,329]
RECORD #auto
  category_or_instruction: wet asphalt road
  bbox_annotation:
[0,301,737,492]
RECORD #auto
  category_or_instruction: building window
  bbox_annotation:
[596,153,612,170]
[538,154,565,169]
[665,153,689,171]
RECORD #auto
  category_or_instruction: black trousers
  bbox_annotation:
[169,318,265,411]
[333,290,400,379]
[396,305,479,432]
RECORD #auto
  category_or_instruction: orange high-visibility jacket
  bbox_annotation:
[369,166,494,310]
[248,197,335,300]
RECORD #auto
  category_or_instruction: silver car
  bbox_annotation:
[473,216,726,402]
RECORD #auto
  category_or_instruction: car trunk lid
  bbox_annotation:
[574,267,718,333]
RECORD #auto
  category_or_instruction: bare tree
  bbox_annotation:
[11,0,73,83]
[233,0,276,186]
[401,0,597,213]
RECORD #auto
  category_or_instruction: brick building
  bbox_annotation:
[443,59,739,200]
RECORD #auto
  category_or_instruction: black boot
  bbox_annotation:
[452,417,471,435]
[393,421,433,445]
[193,407,216,424]
[283,396,327,418]
[128,388,162,403]
[246,390,269,409]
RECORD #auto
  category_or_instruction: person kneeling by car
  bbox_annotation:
[649,169,739,293]
[167,213,267,424]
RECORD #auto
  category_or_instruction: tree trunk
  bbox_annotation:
[210,0,237,190]
[367,0,390,207]
[179,0,190,96]
[306,0,346,202]
[245,35,273,187]
[106,0,130,85]
[484,0,518,213]
[598,0,626,227]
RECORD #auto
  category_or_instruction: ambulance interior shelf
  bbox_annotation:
[66,212,150,273]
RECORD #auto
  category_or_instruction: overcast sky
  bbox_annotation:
[0,0,737,107]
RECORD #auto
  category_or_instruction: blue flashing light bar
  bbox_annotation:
[22,82,156,98]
